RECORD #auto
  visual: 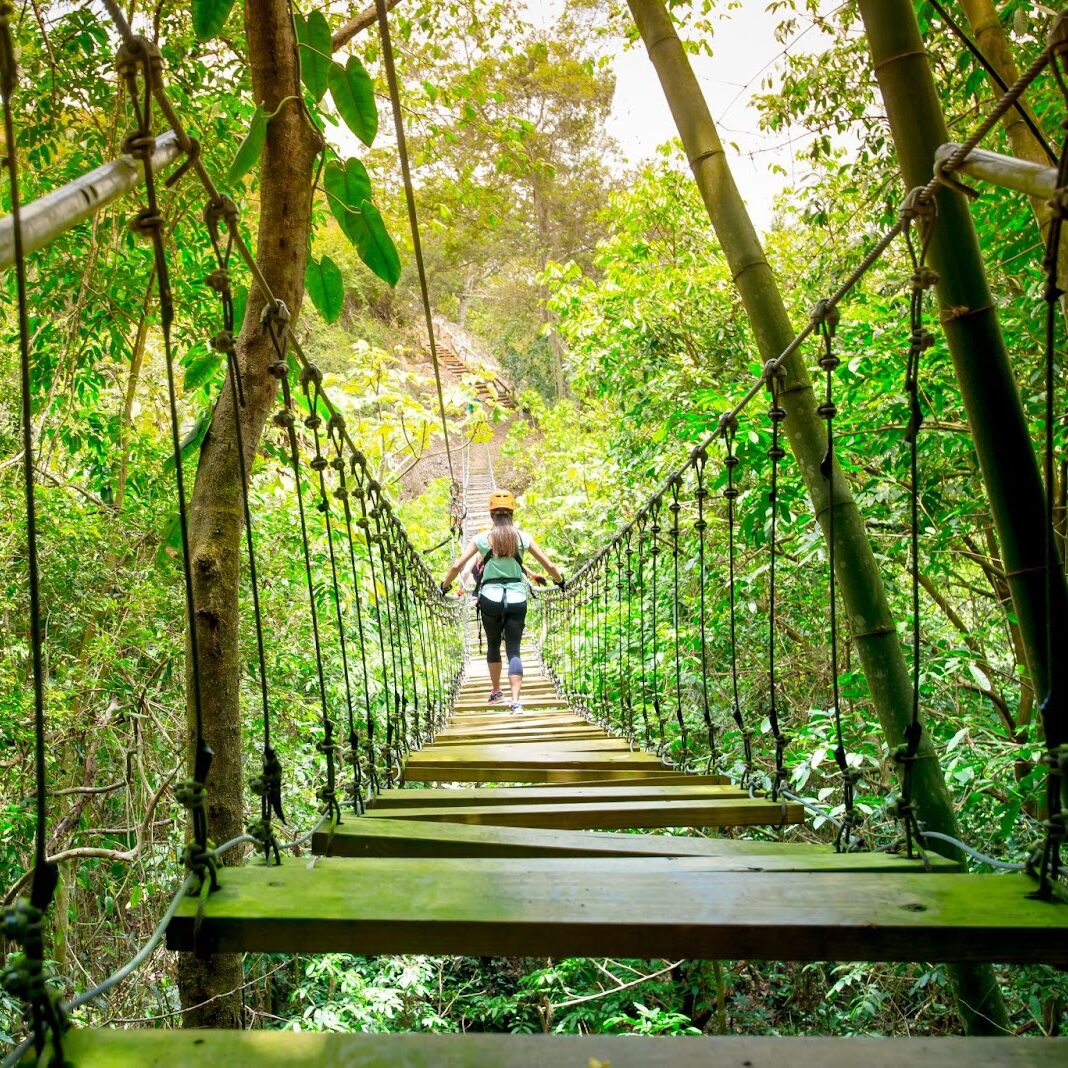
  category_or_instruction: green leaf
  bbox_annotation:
[328,57,378,146]
[163,413,210,474]
[323,158,372,239]
[183,346,223,392]
[295,10,332,103]
[227,106,268,187]
[192,0,236,41]
[352,199,401,286]
[305,255,344,323]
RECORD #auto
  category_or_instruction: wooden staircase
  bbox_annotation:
[436,332,516,410]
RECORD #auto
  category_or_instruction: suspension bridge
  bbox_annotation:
[2,0,1068,1064]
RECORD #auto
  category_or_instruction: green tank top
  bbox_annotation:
[475,530,531,587]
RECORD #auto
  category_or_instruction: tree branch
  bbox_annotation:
[331,0,402,53]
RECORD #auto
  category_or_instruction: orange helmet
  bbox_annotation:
[488,490,517,512]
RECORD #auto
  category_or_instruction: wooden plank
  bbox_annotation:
[404,764,686,783]
[431,731,608,746]
[369,784,751,808]
[55,1029,1068,1067]
[167,865,1066,963]
[407,746,662,766]
[366,797,804,830]
[560,773,732,786]
[421,738,632,754]
[314,816,831,858]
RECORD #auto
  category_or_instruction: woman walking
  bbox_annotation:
[440,491,563,713]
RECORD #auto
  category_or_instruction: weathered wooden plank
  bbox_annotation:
[421,738,632,755]
[366,797,803,830]
[314,816,830,858]
[408,745,662,766]
[369,784,750,808]
[54,1030,1068,1067]
[167,865,1065,963]
[560,773,732,786]
[404,764,684,783]
[431,731,608,746]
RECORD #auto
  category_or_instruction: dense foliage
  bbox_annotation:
[2,0,1066,1051]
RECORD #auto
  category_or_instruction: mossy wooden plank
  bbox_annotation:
[421,738,632,755]
[366,797,803,830]
[167,866,1064,962]
[314,816,829,858]
[404,765,685,783]
[370,784,750,808]
[562,773,732,786]
[54,1030,1068,1067]
[407,745,662,766]
[431,732,608,746]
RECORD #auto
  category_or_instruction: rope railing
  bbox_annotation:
[1,6,467,1059]
[542,27,1068,876]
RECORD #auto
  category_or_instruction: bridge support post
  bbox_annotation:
[627,0,1009,1034]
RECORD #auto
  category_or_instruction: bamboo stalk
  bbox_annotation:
[628,0,1011,1034]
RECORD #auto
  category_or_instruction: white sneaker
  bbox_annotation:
[509,702,524,715]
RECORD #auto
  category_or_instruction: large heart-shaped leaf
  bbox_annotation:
[192,0,236,41]
[323,158,372,239]
[352,200,401,286]
[328,57,377,146]
[227,106,268,187]
[295,10,332,103]
[305,255,344,323]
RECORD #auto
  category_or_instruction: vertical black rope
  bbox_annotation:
[327,421,369,811]
[302,369,357,819]
[0,9,65,1060]
[693,450,717,770]
[601,558,613,730]
[619,537,633,744]
[371,493,406,776]
[635,514,652,748]
[669,478,687,765]
[1029,44,1068,897]
[765,363,789,800]
[352,459,389,792]
[813,300,858,851]
[265,309,340,827]
[116,39,216,890]
[204,201,282,863]
[896,190,937,864]
[649,497,667,755]
[373,0,456,490]
[718,414,752,785]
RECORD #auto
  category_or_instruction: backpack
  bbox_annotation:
[472,538,525,598]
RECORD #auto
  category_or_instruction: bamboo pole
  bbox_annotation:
[858,0,1066,782]
[626,0,1009,1034]
[0,131,180,269]
[936,143,1057,200]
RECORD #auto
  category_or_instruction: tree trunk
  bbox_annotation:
[627,0,1009,1035]
[177,0,321,1028]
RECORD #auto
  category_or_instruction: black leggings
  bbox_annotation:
[479,594,527,676]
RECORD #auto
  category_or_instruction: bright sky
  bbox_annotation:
[531,2,830,231]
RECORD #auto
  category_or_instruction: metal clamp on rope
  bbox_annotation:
[203,194,239,231]
[810,297,840,332]
[115,35,163,85]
